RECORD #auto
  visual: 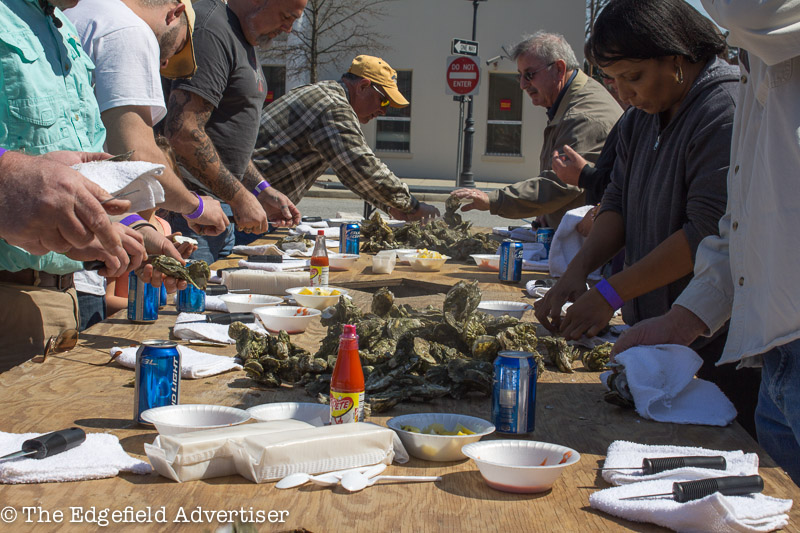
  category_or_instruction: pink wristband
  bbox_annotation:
[184,193,204,220]
[252,180,271,197]
[595,279,624,310]
[120,214,145,226]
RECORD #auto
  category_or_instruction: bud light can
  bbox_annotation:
[499,239,523,283]
[492,350,537,434]
[134,340,181,425]
[176,284,205,313]
[537,227,555,259]
[339,223,360,255]
[159,285,168,309]
[127,271,158,323]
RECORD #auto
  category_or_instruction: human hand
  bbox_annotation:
[41,150,112,165]
[0,152,132,257]
[65,223,146,278]
[450,188,490,212]
[610,306,707,360]
[230,189,269,234]
[168,233,198,259]
[558,287,615,340]
[533,270,589,332]
[391,202,441,222]
[185,196,229,236]
[551,145,587,187]
[134,226,189,292]
[257,187,301,228]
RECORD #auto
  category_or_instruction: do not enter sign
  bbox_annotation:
[446,55,480,96]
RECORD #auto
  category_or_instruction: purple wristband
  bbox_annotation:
[184,193,204,220]
[120,214,145,226]
[0,148,7,159]
[595,279,625,310]
[252,180,271,197]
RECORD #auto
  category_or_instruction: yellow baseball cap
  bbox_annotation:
[348,55,409,108]
[160,0,197,79]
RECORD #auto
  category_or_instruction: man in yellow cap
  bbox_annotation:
[251,55,440,222]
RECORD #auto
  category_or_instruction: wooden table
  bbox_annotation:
[1,239,798,532]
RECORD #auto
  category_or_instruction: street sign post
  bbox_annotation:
[445,55,480,96]
[452,38,479,56]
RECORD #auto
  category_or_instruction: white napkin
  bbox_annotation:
[74,160,166,213]
[232,244,308,258]
[510,226,539,242]
[0,431,151,484]
[109,345,242,378]
[204,295,228,312]
[549,205,602,281]
[492,226,511,238]
[590,478,792,533]
[601,441,759,486]
[603,345,737,426]
[291,225,340,239]
[238,259,308,272]
[173,312,266,344]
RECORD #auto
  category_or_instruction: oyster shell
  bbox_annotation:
[150,255,210,290]
[582,342,613,372]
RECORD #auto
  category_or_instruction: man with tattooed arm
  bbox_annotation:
[165,0,306,263]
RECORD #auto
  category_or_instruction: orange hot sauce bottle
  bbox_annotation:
[309,229,329,287]
[329,324,365,424]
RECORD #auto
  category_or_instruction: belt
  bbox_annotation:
[0,269,75,290]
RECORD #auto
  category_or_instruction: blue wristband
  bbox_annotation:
[252,180,271,197]
[120,214,145,226]
[595,278,624,310]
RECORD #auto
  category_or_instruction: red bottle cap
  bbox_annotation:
[341,324,357,339]
[318,229,324,235]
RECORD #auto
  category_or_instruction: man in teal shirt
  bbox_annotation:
[0,0,134,370]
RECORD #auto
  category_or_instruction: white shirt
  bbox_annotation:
[675,1,800,366]
[65,0,166,126]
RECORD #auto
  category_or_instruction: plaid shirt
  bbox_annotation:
[252,81,417,214]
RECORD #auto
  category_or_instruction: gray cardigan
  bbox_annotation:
[599,56,739,325]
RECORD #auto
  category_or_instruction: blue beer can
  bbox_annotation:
[176,284,205,313]
[537,227,555,259]
[127,271,158,323]
[499,239,523,283]
[492,350,537,434]
[134,340,181,425]
[159,285,168,309]
[339,223,360,255]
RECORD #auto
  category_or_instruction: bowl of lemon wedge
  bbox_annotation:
[386,413,495,461]
[285,286,348,310]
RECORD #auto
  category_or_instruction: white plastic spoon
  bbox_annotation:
[340,472,442,492]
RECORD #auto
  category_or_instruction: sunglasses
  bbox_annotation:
[517,62,555,83]
[371,84,391,107]
[35,328,79,363]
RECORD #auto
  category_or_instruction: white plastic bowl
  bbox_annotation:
[328,253,360,271]
[393,249,419,264]
[247,402,330,426]
[407,254,450,272]
[285,287,348,310]
[140,404,251,436]
[461,440,580,493]
[218,293,283,313]
[477,301,534,319]
[253,305,321,334]
[386,413,495,462]
[470,254,500,271]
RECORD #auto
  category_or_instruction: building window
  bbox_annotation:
[261,66,286,106]
[376,70,411,152]
[486,73,522,155]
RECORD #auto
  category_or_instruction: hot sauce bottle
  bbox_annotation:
[309,229,329,287]
[330,324,365,424]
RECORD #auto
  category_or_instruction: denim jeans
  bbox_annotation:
[166,210,235,265]
[77,291,105,331]
[755,338,800,485]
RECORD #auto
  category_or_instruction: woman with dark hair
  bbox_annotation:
[534,0,761,433]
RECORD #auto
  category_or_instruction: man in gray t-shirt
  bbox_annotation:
[165,0,306,263]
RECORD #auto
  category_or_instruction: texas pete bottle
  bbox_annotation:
[330,324,365,424]
[309,229,329,287]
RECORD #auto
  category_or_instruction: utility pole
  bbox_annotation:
[458,0,485,188]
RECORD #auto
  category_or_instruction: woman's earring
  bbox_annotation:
[676,65,684,84]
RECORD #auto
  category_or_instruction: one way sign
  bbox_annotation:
[452,38,479,57]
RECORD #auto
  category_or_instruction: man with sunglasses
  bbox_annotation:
[251,55,440,222]
[450,32,621,230]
